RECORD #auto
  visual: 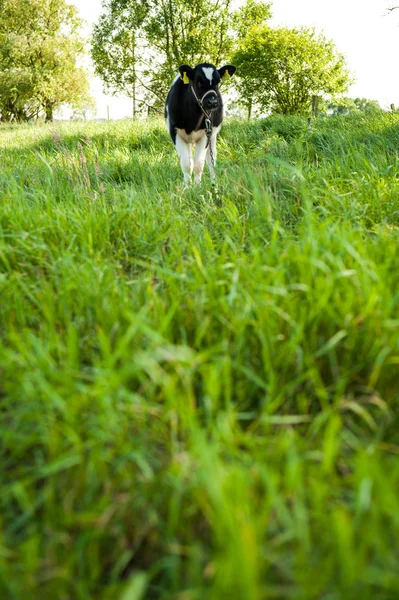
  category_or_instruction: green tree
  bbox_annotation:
[353,97,382,113]
[92,0,235,113]
[0,66,40,122]
[232,0,272,40]
[232,25,352,117]
[92,0,150,117]
[231,0,272,119]
[327,97,382,116]
[0,0,91,122]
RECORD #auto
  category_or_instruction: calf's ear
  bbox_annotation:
[218,65,236,80]
[179,65,194,84]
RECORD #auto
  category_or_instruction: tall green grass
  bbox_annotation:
[1,112,399,599]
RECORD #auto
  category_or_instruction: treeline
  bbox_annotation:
[0,0,386,122]
[91,0,352,118]
[90,0,271,116]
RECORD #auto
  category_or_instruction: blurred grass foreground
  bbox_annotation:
[1,113,399,599]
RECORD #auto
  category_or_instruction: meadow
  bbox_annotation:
[1,111,399,599]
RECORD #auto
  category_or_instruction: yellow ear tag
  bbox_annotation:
[222,70,231,80]
[181,72,190,84]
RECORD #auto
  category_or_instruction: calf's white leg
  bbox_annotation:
[175,134,193,185]
[193,135,208,184]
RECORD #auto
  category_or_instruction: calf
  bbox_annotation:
[165,62,236,185]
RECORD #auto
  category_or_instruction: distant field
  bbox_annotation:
[1,113,399,599]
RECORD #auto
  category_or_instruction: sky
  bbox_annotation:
[70,0,399,119]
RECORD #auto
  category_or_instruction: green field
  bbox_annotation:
[1,113,399,599]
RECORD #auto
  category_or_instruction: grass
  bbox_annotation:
[1,111,399,599]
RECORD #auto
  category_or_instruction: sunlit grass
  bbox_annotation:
[1,112,399,599]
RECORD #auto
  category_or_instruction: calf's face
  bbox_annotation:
[179,63,236,110]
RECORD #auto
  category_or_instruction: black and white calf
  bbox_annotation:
[165,63,236,185]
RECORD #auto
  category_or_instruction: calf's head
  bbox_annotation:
[179,63,236,110]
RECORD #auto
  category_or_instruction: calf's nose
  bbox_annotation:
[205,95,218,109]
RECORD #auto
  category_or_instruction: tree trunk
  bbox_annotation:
[45,104,53,122]
[132,41,136,120]
[312,95,319,118]
[247,98,252,120]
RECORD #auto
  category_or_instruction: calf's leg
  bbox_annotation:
[175,134,193,186]
[193,135,208,184]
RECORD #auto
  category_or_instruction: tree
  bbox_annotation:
[231,0,272,119]
[327,97,382,116]
[232,0,272,40]
[232,25,352,116]
[0,0,91,122]
[91,0,235,113]
[92,0,149,117]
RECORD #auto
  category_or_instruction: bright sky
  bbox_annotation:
[70,0,399,118]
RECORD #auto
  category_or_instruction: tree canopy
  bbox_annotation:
[92,1,354,119]
[91,0,149,116]
[0,0,91,122]
[232,25,352,117]
[232,0,272,40]
[91,0,271,114]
